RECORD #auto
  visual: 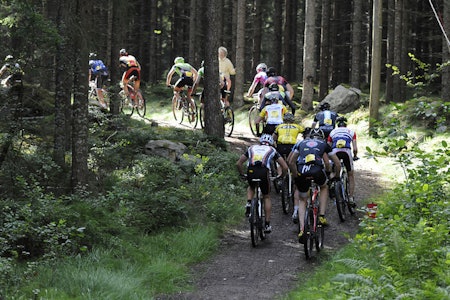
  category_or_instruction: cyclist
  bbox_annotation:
[218,46,235,106]
[119,48,141,103]
[255,90,288,135]
[263,67,297,114]
[328,116,358,206]
[166,57,198,121]
[0,55,24,88]
[311,102,338,139]
[259,83,285,111]
[288,128,341,244]
[88,52,108,108]
[272,113,305,222]
[192,61,227,106]
[236,134,288,233]
[246,62,267,99]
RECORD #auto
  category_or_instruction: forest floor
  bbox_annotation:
[148,113,387,300]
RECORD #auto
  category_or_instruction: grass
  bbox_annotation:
[17,226,219,299]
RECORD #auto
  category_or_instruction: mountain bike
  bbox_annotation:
[198,91,234,137]
[171,86,197,129]
[303,179,324,259]
[119,76,146,117]
[88,78,109,109]
[280,156,294,214]
[248,93,264,137]
[333,156,358,222]
[249,178,266,247]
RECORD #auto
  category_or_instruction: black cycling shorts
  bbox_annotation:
[247,165,270,195]
[294,164,327,193]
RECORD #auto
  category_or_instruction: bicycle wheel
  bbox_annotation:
[172,97,183,123]
[135,90,146,117]
[119,91,134,116]
[249,198,260,247]
[342,170,355,215]
[335,180,347,222]
[248,105,261,136]
[315,219,324,252]
[199,104,205,129]
[280,176,290,214]
[303,208,314,259]
[223,106,234,137]
[185,99,198,129]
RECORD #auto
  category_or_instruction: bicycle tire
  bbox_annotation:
[281,177,290,214]
[342,170,355,215]
[250,198,259,247]
[248,105,261,137]
[172,97,183,123]
[135,90,146,117]
[119,91,134,116]
[335,181,347,222]
[304,207,314,259]
[316,221,324,252]
[199,104,205,129]
[186,100,198,129]
[223,106,234,137]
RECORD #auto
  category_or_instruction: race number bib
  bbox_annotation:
[305,154,315,164]
[336,139,346,148]
[324,118,332,125]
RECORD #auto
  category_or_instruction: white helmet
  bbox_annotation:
[259,134,274,146]
[256,63,267,72]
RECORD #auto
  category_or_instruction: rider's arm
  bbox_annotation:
[236,154,248,176]
[276,155,288,177]
[247,77,258,97]
[0,65,7,77]
[287,150,299,178]
[166,67,175,86]
[328,152,341,178]
[352,135,358,157]
[286,83,295,99]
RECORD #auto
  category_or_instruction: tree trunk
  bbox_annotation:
[233,0,246,107]
[351,0,362,88]
[443,0,450,102]
[71,0,90,191]
[273,1,283,72]
[393,0,403,102]
[251,0,262,80]
[385,0,395,104]
[369,0,382,136]
[204,0,223,138]
[301,0,316,111]
[319,0,330,101]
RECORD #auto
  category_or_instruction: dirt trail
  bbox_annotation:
[150,115,385,300]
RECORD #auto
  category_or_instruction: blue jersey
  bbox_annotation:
[291,138,332,167]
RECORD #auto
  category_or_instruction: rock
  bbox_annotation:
[321,85,361,113]
[144,140,187,161]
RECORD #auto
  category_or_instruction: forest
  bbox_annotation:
[0,0,449,299]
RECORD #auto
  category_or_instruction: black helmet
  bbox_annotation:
[319,102,330,111]
[310,128,325,140]
[283,113,295,123]
[336,116,347,127]
[119,48,127,56]
[267,67,277,77]
[268,83,279,91]
[265,93,279,104]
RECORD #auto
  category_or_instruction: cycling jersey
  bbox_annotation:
[292,138,332,167]
[174,63,195,78]
[264,76,289,91]
[259,103,287,125]
[274,123,305,145]
[244,144,281,171]
[253,71,267,85]
[119,55,140,69]
[89,59,108,76]
[328,127,356,149]
[313,110,338,136]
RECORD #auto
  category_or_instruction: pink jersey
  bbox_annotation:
[253,71,267,85]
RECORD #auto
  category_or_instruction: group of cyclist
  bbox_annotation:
[0,55,24,89]
[237,100,358,242]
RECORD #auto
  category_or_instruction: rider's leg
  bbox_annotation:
[121,73,129,96]
[319,183,329,216]
[348,169,355,199]
[284,96,297,115]
[263,194,271,224]
[96,88,106,108]
[297,191,308,230]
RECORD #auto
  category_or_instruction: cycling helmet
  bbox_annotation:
[174,56,184,64]
[89,52,97,59]
[267,67,277,77]
[336,116,347,127]
[119,48,127,56]
[319,102,330,111]
[260,134,274,146]
[201,60,204,67]
[256,63,267,72]
[5,55,13,61]
[283,113,295,123]
[265,93,279,104]
[310,128,325,140]
[268,83,279,91]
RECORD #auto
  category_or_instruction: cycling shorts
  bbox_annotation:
[276,144,294,158]
[124,67,140,81]
[175,77,194,89]
[263,123,279,135]
[294,164,327,193]
[95,74,108,89]
[247,165,270,195]
[331,149,353,172]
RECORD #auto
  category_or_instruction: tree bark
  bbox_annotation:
[233,0,246,107]
[393,0,403,102]
[369,0,382,135]
[351,0,362,88]
[301,0,316,111]
[204,0,223,138]
[71,0,90,191]
[319,0,330,101]
[385,0,395,104]
[443,0,450,102]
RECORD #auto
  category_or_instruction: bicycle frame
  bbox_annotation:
[303,179,324,259]
[249,178,265,247]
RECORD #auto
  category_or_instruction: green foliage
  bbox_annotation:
[289,134,449,299]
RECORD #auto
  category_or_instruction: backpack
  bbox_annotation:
[90,60,108,76]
